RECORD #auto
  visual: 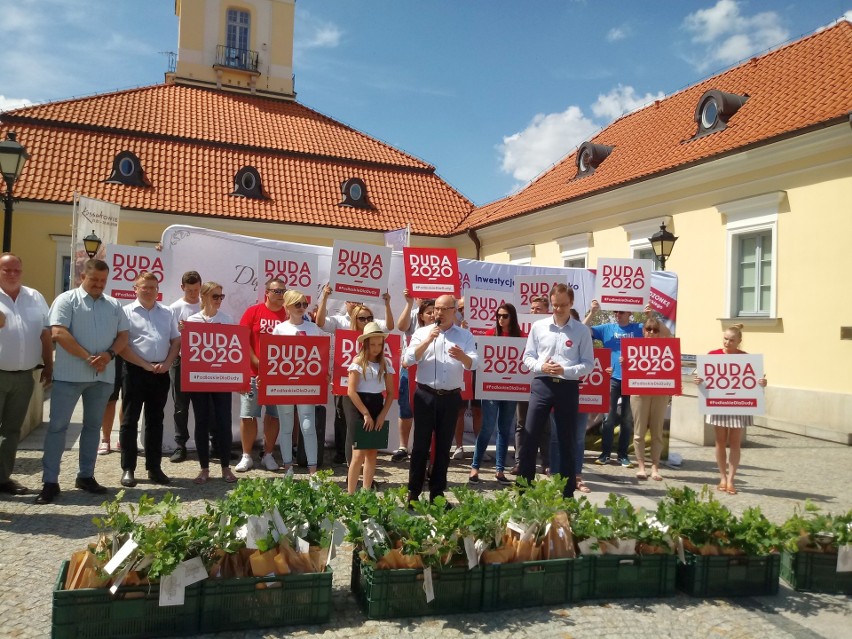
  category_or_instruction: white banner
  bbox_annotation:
[697,354,765,416]
[328,240,391,304]
[71,195,120,285]
[256,249,318,305]
[475,336,533,401]
[105,245,165,304]
[384,226,409,251]
[595,258,653,312]
[465,288,513,336]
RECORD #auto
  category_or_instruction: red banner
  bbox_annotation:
[621,337,682,396]
[180,324,251,392]
[332,330,400,396]
[579,348,611,413]
[402,247,460,297]
[257,334,330,404]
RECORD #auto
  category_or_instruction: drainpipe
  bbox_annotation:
[466,228,481,261]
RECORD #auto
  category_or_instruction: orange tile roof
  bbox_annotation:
[1,84,471,235]
[460,21,852,231]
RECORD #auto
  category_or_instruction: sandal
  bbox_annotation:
[576,479,591,493]
[193,470,210,485]
[222,469,237,483]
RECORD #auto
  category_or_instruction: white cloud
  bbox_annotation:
[591,84,665,121]
[606,25,630,42]
[295,12,342,50]
[0,96,33,112]
[683,0,789,71]
[844,10,852,22]
[498,83,665,188]
[499,106,599,184]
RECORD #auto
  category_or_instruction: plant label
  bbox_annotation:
[464,536,478,570]
[838,545,852,573]
[423,566,435,603]
[104,537,138,575]
[159,573,185,607]
[179,557,208,587]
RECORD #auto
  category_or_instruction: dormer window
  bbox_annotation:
[104,151,148,186]
[574,142,613,178]
[232,166,266,199]
[340,177,371,209]
[693,89,748,138]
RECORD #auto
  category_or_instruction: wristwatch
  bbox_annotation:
[106,349,116,360]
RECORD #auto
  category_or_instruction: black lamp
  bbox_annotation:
[649,222,678,271]
[0,132,30,252]
[83,230,102,259]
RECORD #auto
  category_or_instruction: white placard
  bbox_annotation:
[595,258,653,312]
[696,354,765,416]
[475,336,533,401]
[104,537,138,575]
[517,312,544,337]
[328,240,391,304]
[514,275,565,310]
[178,556,208,587]
[464,536,478,570]
[465,288,513,336]
[257,249,319,304]
[159,572,185,607]
[837,544,852,573]
[422,566,435,603]
[105,245,166,304]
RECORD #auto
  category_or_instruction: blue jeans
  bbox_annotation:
[472,399,516,472]
[600,378,633,459]
[278,405,316,466]
[42,380,113,483]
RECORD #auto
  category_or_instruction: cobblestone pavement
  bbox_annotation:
[1,411,849,639]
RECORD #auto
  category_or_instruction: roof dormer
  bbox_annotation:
[693,89,748,138]
[575,142,614,178]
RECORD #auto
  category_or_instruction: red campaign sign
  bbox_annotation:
[461,368,474,401]
[403,247,460,297]
[332,330,400,396]
[579,348,611,413]
[106,245,165,302]
[180,324,251,392]
[329,240,391,301]
[258,334,330,405]
[621,337,682,396]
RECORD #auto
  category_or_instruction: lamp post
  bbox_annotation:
[82,230,102,259]
[0,132,30,253]
[649,222,678,271]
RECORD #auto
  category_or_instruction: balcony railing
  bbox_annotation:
[215,45,259,72]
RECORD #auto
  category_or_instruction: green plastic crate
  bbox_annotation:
[52,561,201,639]
[780,550,852,595]
[354,555,482,619]
[481,557,585,610]
[580,554,677,599]
[200,568,333,632]
[677,553,780,597]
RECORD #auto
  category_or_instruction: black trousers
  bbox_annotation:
[518,377,579,497]
[189,392,233,469]
[407,385,462,501]
[120,362,171,472]
[170,360,191,446]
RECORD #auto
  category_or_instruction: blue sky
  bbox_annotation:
[1,0,850,205]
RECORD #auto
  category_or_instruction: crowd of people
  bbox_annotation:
[0,251,766,506]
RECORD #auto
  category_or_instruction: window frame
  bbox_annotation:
[556,232,591,269]
[226,8,251,52]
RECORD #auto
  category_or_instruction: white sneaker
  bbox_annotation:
[451,445,465,460]
[235,454,253,472]
[261,453,279,471]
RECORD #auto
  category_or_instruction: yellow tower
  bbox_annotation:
[169,0,295,99]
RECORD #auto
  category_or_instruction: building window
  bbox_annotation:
[564,257,586,269]
[574,141,614,178]
[339,177,372,209]
[51,234,72,298]
[633,246,660,271]
[736,232,772,316]
[622,218,669,270]
[693,89,748,139]
[226,9,250,52]
[507,244,534,266]
[718,192,784,319]
[104,151,148,186]
[232,166,266,199]
[557,232,591,268]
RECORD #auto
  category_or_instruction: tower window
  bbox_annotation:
[104,151,148,186]
[226,9,250,52]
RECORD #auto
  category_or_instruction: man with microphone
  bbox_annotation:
[520,283,594,497]
[404,294,477,505]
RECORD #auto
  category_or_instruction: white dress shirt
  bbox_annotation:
[404,323,478,390]
[0,285,49,371]
[124,300,180,362]
[186,311,234,325]
[523,315,594,380]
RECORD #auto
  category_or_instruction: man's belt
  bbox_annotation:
[417,383,461,396]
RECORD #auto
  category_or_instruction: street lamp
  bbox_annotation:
[0,132,30,253]
[649,222,678,271]
[82,230,102,259]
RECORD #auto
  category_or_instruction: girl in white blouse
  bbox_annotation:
[344,322,395,494]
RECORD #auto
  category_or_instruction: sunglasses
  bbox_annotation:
[292,301,308,309]
[266,289,286,295]
[211,294,226,301]
[645,327,659,333]
[356,315,374,322]
[496,313,510,319]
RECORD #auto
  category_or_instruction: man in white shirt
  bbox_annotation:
[0,254,52,495]
[520,284,594,497]
[117,271,181,487]
[403,294,477,505]
[167,270,201,463]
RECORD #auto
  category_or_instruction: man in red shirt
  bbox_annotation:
[235,278,288,472]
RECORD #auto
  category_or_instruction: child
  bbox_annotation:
[344,322,395,494]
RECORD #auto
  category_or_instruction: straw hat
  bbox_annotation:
[357,321,389,343]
